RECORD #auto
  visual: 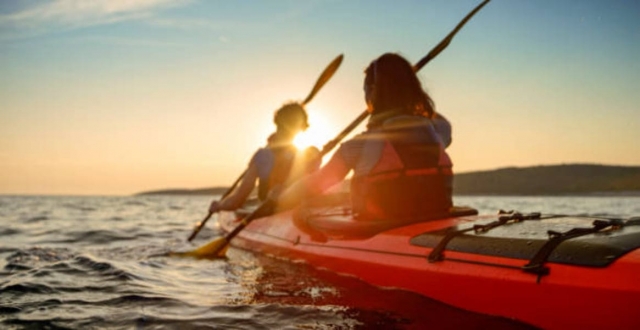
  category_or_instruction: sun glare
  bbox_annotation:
[293,110,332,150]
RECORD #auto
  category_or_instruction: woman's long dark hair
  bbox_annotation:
[364,53,435,118]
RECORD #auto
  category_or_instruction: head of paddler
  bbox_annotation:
[273,102,309,141]
[364,53,435,120]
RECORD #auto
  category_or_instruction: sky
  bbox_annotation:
[1,0,639,196]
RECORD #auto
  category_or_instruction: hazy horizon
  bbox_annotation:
[2,0,640,195]
[1,162,637,197]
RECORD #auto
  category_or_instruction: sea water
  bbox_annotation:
[1,194,638,329]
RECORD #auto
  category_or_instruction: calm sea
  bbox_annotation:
[1,194,639,329]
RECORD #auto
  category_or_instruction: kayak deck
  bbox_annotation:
[218,198,640,329]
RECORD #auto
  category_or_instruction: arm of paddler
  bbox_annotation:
[276,151,351,212]
[209,162,259,213]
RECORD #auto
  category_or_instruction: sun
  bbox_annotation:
[293,110,332,150]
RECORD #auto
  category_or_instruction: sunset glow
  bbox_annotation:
[1,1,639,195]
[293,111,334,151]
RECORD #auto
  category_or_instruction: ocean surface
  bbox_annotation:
[2,194,639,329]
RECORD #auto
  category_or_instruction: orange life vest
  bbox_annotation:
[350,124,453,221]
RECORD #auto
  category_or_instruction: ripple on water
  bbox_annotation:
[24,215,49,223]
[72,255,141,282]
[56,229,137,245]
[1,282,58,295]
[62,203,98,212]
[124,200,148,206]
[0,228,21,236]
[6,247,75,265]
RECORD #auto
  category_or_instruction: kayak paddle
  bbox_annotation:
[186,54,344,242]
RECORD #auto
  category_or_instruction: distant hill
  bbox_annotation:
[135,164,640,196]
[453,164,640,195]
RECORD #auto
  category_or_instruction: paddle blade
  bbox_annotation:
[169,237,230,259]
[413,0,490,71]
[301,54,344,105]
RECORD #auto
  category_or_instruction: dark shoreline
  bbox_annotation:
[134,164,640,197]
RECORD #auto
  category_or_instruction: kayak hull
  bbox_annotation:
[217,205,640,329]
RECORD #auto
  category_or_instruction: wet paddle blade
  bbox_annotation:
[169,237,230,259]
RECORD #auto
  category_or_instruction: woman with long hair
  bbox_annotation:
[279,53,453,221]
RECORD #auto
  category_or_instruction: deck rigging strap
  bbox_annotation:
[427,211,542,263]
[522,218,625,282]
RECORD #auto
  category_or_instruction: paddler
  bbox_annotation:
[279,53,453,221]
[208,102,320,214]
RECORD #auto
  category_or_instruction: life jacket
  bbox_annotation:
[350,118,453,221]
[257,145,319,201]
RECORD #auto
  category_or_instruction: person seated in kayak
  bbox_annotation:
[278,53,453,221]
[208,102,321,214]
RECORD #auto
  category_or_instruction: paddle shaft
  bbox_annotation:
[187,54,344,242]
[207,0,491,256]
[186,169,246,242]
[186,212,212,242]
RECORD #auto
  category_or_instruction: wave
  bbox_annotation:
[25,215,49,223]
[1,282,58,295]
[5,247,74,264]
[61,203,98,212]
[0,228,20,236]
[72,255,142,282]
[48,230,139,245]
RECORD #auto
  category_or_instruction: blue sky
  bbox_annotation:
[1,0,639,195]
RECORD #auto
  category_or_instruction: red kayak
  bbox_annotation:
[217,194,640,329]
